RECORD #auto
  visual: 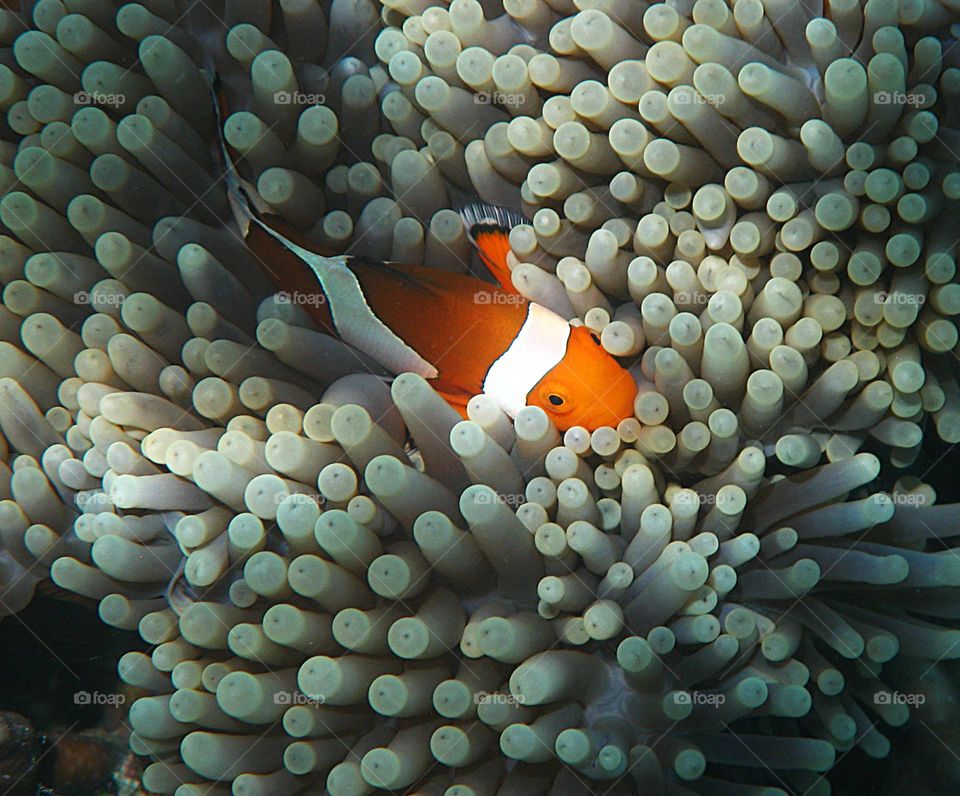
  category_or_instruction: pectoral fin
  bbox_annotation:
[436,387,471,419]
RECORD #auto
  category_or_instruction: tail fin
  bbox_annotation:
[208,70,274,240]
[208,70,319,305]
[459,202,526,295]
[207,74,438,380]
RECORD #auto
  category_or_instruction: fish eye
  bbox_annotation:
[548,394,565,406]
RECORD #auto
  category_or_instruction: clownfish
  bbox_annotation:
[213,105,636,431]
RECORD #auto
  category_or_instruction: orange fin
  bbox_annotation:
[437,387,471,419]
[459,203,527,296]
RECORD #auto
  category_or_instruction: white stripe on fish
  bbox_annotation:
[482,302,570,417]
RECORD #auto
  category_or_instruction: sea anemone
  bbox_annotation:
[4,368,960,793]
[1,0,960,794]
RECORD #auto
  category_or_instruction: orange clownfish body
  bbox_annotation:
[222,132,637,429]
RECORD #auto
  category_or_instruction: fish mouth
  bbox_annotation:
[594,374,639,429]
[566,376,637,431]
